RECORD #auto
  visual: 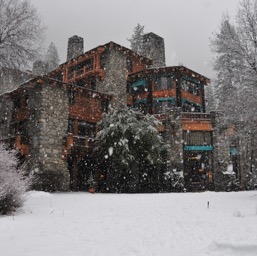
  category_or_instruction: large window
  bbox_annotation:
[181,80,200,96]
[155,76,173,90]
[78,121,95,137]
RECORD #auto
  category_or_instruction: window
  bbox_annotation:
[130,79,147,94]
[101,99,109,113]
[100,54,107,69]
[76,61,85,76]
[68,119,74,134]
[68,66,75,80]
[137,102,147,114]
[78,121,95,137]
[91,78,96,91]
[85,58,93,71]
[155,76,173,90]
[181,80,200,96]
[13,97,21,110]
[68,90,75,105]
[127,58,133,72]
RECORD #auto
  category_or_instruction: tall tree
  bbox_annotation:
[0,0,45,69]
[127,23,145,55]
[45,42,60,72]
[211,16,241,118]
[211,0,257,188]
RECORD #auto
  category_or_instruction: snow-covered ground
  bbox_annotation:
[1,191,257,256]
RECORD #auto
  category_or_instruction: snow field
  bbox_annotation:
[0,191,257,256]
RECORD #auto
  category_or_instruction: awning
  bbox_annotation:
[131,79,147,87]
[230,147,238,155]
[184,145,213,151]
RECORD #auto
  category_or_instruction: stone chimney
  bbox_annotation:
[67,35,84,61]
[142,32,166,67]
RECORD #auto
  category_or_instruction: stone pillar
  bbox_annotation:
[27,84,70,191]
[67,35,84,61]
[166,108,184,172]
[211,111,231,191]
[142,32,166,67]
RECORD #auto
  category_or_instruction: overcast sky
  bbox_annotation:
[31,0,240,78]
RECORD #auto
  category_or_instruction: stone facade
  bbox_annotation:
[165,108,184,172]
[97,48,128,107]
[67,35,84,61]
[27,84,70,191]
[142,32,166,67]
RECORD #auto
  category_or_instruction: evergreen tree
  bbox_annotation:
[127,23,145,55]
[45,42,60,72]
[211,0,257,188]
[211,17,241,119]
[94,106,163,193]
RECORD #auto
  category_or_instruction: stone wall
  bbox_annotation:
[27,84,70,191]
[96,49,127,107]
[142,32,166,67]
[67,35,84,61]
[165,108,184,172]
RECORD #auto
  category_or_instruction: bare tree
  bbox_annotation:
[0,0,45,69]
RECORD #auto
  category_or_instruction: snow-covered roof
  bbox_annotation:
[128,65,210,85]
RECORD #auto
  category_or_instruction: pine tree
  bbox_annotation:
[45,42,60,72]
[211,0,257,188]
[94,106,163,193]
[211,17,241,119]
[127,23,145,55]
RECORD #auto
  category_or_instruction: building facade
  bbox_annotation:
[0,34,242,192]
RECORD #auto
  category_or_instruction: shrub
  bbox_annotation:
[0,144,31,214]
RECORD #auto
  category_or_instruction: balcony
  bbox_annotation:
[182,112,211,121]
[182,112,213,131]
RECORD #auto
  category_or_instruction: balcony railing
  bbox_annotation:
[65,134,95,150]
[182,112,211,121]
